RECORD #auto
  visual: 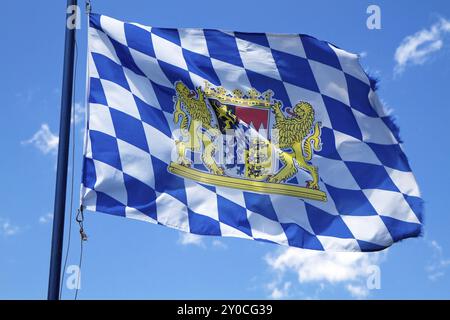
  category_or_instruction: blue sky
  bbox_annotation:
[1,0,450,299]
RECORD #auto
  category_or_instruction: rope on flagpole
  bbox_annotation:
[72,2,91,299]
[75,207,87,300]
[59,35,78,300]
[60,1,91,299]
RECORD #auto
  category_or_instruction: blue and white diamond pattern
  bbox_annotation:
[81,14,423,252]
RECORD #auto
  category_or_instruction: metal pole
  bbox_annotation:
[48,0,78,300]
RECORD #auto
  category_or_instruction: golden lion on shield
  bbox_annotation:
[268,101,322,189]
[172,81,224,175]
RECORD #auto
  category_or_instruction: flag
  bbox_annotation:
[81,13,423,252]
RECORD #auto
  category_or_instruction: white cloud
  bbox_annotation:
[394,18,450,74]
[212,239,228,249]
[265,247,385,299]
[22,124,59,154]
[178,232,205,247]
[426,240,450,281]
[346,284,369,299]
[39,213,53,224]
[0,218,20,237]
[268,281,291,299]
[177,233,230,249]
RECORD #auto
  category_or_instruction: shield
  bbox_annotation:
[208,92,274,181]
[167,81,327,202]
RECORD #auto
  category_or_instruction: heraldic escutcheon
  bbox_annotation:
[168,81,327,202]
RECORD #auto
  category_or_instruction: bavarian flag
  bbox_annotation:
[81,13,423,252]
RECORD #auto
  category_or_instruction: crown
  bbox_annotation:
[204,81,274,108]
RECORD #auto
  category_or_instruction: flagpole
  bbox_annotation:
[48,0,78,300]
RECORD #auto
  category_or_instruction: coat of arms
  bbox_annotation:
[168,81,327,201]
